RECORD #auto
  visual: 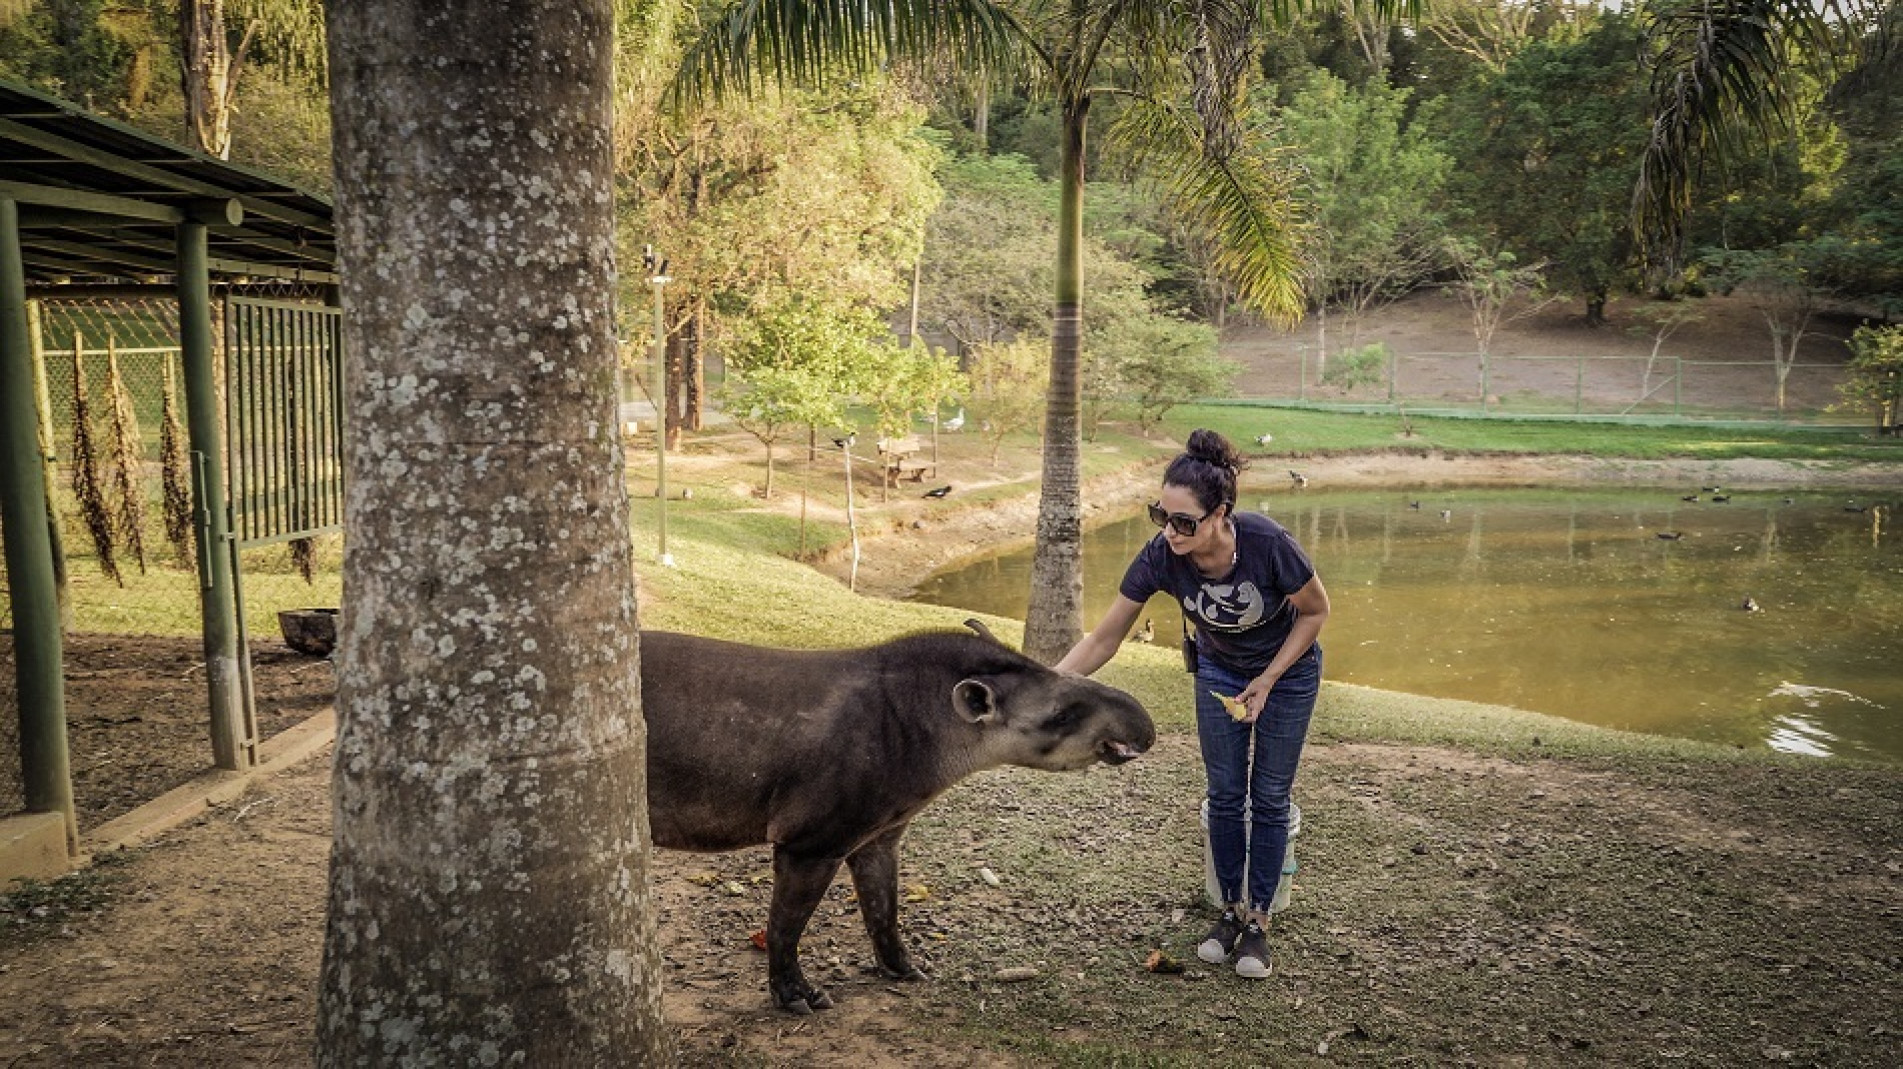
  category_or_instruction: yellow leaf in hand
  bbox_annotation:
[1210,690,1249,721]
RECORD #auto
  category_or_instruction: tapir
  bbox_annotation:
[639,625,1156,1014]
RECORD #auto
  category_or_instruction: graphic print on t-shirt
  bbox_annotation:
[1183,581,1266,632]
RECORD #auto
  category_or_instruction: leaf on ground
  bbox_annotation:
[903,883,932,903]
[748,929,767,951]
[1143,949,1185,974]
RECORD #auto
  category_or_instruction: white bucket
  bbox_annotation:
[1201,798,1301,912]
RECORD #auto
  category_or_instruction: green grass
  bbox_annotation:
[1172,403,1903,461]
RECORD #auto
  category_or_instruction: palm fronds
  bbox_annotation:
[1633,0,1862,270]
[1111,98,1307,327]
[670,0,1028,110]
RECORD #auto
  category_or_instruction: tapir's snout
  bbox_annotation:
[1096,700,1156,765]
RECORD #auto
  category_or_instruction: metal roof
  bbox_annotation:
[0,78,335,284]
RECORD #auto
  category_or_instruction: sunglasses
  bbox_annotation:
[1148,501,1213,537]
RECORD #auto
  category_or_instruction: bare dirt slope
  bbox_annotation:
[1225,290,1863,412]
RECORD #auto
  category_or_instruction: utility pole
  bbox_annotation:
[644,245,672,567]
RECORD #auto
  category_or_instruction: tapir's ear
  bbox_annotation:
[952,679,999,723]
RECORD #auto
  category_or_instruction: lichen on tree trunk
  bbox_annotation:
[317,1,672,1063]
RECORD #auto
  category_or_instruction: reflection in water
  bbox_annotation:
[1766,713,1841,758]
[911,490,1903,762]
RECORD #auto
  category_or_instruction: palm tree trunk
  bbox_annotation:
[1023,86,1089,664]
[317,2,671,1063]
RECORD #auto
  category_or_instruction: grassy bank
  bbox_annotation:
[1172,404,1903,461]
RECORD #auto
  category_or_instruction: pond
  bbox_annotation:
[911,488,1903,763]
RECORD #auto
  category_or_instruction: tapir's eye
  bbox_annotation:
[1045,705,1079,730]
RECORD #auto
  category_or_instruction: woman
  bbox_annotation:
[1055,429,1329,979]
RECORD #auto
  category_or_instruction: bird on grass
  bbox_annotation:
[1407,501,1421,510]
[1254,433,1274,446]
[1681,494,1700,503]
[1657,531,1684,541]
[1703,485,1723,494]
[832,433,856,450]
[1439,509,1453,522]
[1741,597,1761,612]
[1711,494,1731,503]
[941,408,966,433]
[1845,501,1869,513]
[1131,618,1154,644]
[924,485,952,499]
[680,487,693,501]
[1289,469,1309,489]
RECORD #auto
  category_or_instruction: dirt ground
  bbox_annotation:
[1,695,1897,1067]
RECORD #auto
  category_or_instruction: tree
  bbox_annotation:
[316,1,671,1063]
[1840,323,1903,435]
[1444,239,1559,408]
[1432,13,1649,324]
[1631,0,1889,271]
[675,0,1356,662]
[1091,314,1231,433]
[1703,244,1832,417]
[1626,300,1703,404]
[718,296,878,497]
[181,0,255,158]
[619,41,941,435]
[968,337,1050,464]
[1274,70,1450,365]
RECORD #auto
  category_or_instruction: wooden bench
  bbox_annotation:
[891,459,935,484]
[878,435,932,487]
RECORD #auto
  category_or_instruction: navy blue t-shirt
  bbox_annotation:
[1118,511,1317,676]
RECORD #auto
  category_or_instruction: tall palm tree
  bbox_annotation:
[1633,0,1895,269]
[317,0,671,1062]
[676,1,1411,661]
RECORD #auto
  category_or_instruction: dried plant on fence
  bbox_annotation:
[105,342,150,575]
[160,356,195,569]
[69,346,122,586]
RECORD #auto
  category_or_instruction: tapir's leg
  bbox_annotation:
[846,824,927,981]
[768,847,843,1014]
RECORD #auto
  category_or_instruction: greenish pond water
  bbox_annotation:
[911,488,1903,762]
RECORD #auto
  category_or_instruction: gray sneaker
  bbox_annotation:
[1234,920,1271,979]
[1196,909,1245,964]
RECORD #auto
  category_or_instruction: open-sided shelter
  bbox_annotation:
[0,78,337,881]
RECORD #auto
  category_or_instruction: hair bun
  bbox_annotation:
[1184,429,1246,473]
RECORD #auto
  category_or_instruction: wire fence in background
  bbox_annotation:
[2,290,339,634]
[1266,348,1862,425]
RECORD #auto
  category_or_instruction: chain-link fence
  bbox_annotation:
[2,288,341,636]
[1271,348,1860,424]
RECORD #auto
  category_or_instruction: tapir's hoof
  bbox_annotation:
[880,964,929,982]
[775,986,834,1015]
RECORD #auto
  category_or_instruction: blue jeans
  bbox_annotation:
[1196,644,1322,915]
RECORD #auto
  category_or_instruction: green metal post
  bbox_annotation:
[177,222,248,770]
[0,198,77,850]
[1575,355,1584,415]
